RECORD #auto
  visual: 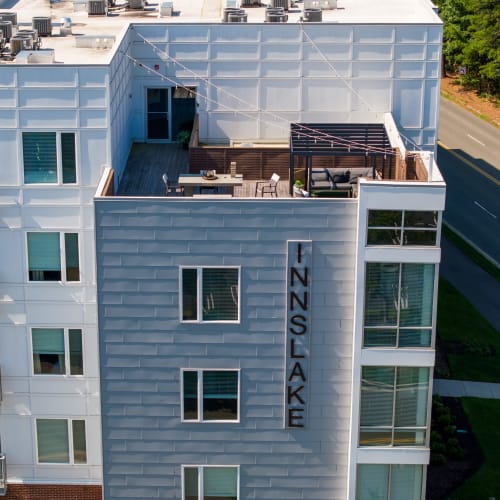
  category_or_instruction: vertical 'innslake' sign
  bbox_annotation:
[285,240,312,428]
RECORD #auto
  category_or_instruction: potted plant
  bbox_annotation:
[176,130,191,149]
[293,179,305,196]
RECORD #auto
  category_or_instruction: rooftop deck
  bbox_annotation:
[117,143,294,198]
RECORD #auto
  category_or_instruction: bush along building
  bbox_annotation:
[0,0,444,498]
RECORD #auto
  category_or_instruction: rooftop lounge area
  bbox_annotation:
[109,119,435,199]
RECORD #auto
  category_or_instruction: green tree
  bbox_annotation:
[436,0,500,95]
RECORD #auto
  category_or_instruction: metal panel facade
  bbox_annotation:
[95,198,357,499]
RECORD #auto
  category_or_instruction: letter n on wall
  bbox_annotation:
[285,240,312,429]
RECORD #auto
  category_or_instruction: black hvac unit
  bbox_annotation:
[303,7,322,21]
[32,16,52,36]
[0,12,17,26]
[222,7,243,21]
[88,0,108,15]
[0,20,12,41]
[270,0,289,10]
[228,12,248,22]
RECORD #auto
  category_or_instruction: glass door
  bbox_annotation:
[147,88,169,141]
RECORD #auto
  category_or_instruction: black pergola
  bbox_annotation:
[289,123,394,194]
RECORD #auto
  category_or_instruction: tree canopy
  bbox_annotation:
[436,0,500,95]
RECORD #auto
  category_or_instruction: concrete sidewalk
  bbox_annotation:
[434,378,500,399]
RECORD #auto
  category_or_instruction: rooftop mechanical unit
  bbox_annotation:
[128,0,145,9]
[227,11,247,22]
[10,35,32,55]
[269,0,290,10]
[265,7,287,21]
[87,0,108,16]
[0,12,17,26]
[240,0,260,6]
[303,7,322,21]
[0,20,12,41]
[32,16,52,36]
[222,7,243,21]
[17,29,41,48]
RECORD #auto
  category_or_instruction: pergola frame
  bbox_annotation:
[289,123,394,194]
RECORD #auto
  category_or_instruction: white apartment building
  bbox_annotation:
[0,0,444,498]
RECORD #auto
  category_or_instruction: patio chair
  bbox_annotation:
[162,173,184,196]
[255,173,280,197]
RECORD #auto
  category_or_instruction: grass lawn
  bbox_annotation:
[450,398,500,499]
[437,279,500,382]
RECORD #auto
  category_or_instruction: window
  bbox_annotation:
[367,210,438,246]
[183,466,239,500]
[36,418,87,464]
[181,267,239,322]
[32,328,83,375]
[23,132,76,184]
[27,232,80,282]
[364,263,435,347]
[182,370,239,422]
[359,366,429,446]
[356,464,423,500]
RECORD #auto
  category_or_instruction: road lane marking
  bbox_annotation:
[467,134,485,147]
[474,201,497,219]
[438,141,500,186]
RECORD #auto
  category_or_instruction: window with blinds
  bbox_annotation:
[181,267,239,322]
[356,464,423,500]
[36,418,86,464]
[32,328,83,376]
[363,262,435,348]
[359,366,429,447]
[367,209,438,246]
[23,132,76,184]
[183,466,238,500]
[27,232,80,282]
[182,370,239,422]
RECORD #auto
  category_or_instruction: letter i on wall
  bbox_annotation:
[285,240,312,429]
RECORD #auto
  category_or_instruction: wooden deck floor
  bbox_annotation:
[117,143,293,198]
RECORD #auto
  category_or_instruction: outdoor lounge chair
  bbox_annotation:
[255,173,280,197]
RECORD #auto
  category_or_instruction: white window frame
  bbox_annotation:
[358,366,430,447]
[30,327,84,377]
[34,418,87,465]
[22,130,78,185]
[366,209,440,247]
[363,262,436,348]
[181,465,240,500]
[179,266,240,323]
[26,231,81,283]
[181,369,240,423]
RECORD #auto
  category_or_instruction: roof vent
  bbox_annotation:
[60,17,72,36]
[228,11,247,22]
[87,0,108,15]
[303,7,322,21]
[240,0,260,5]
[0,12,17,26]
[32,17,52,36]
[0,21,12,41]
[269,0,290,10]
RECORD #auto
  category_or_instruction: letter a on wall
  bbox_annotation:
[285,240,312,428]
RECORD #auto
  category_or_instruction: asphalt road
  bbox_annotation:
[438,97,500,264]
